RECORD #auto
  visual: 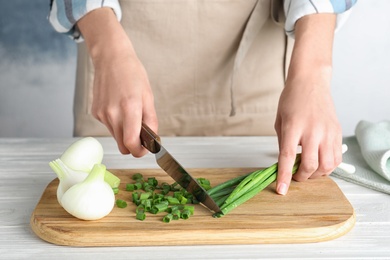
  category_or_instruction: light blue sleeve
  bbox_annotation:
[49,0,122,41]
[284,0,358,38]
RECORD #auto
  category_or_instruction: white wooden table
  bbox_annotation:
[0,137,389,259]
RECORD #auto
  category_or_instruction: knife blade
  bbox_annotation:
[140,122,221,213]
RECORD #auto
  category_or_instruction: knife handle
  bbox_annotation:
[140,122,161,154]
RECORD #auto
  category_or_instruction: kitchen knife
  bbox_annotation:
[140,122,221,213]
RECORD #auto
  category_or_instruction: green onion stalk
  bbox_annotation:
[209,154,301,218]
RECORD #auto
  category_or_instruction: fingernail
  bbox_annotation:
[277,183,288,196]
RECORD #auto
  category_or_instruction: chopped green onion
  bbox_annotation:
[126,183,136,191]
[115,199,127,208]
[136,205,145,213]
[182,205,195,215]
[166,196,180,205]
[163,213,173,223]
[197,178,212,190]
[151,202,169,214]
[136,211,146,221]
[140,192,151,200]
[124,174,213,222]
[112,187,119,194]
[144,187,154,193]
[132,192,140,204]
[142,182,151,191]
[147,177,158,187]
[181,209,191,219]
[166,205,178,214]
[170,182,180,191]
[141,199,152,211]
[172,193,186,204]
[161,183,171,192]
[172,209,181,220]
[179,196,187,204]
[132,173,143,181]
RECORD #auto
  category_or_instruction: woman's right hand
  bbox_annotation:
[78,7,158,157]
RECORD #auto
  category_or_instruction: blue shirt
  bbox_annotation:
[48,0,357,40]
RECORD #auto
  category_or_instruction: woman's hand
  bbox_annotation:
[274,13,342,195]
[275,68,342,195]
[78,8,158,156]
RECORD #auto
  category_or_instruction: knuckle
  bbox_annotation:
[119,99,131,110]
[120,98,140,112]
[131,151,143,158]
[300,159,318,173]
[122,138,145,158]
[105,108,117,123]
[122,137,136,151]
[92,109,105,122]
[91,105,99,118]
[319,160,336,173]
[118,145,130,155]
[279,149,297,159]
[274,120,280,133]
[293,172,310,182]
[334,155,343,167]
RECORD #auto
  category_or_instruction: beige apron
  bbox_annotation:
[74,0,291,137]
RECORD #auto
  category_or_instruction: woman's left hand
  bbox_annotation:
[274,68,342,195]
[274,13,342,195]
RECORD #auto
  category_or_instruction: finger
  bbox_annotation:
[122,101,148,158]
[333,137,343,169]
[113,124,132,155]
[107,109,131,155]
[293,137,319,182]
[276,129,300,196]
[274,116,282,146]
[311,137,336,178]
[93,109,116,138]
[310,142,334,178]
[142,88,159,134]
[93,107,129,154]
[312,133,342,178]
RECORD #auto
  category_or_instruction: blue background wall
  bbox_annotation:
[0,0,389,137]
[0,0,76,137]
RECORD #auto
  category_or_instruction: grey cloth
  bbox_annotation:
[332,120,390,195]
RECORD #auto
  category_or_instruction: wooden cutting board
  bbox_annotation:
[30,168,355,246]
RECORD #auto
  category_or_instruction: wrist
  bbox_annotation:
[287,63,333,86]
[286,13,336,86]
[77,8,137,65]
